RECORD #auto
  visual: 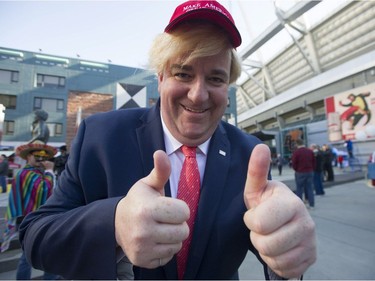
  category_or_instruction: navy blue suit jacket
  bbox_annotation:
[20,102,269,280]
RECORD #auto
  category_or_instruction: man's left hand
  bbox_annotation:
[243,144,317,278]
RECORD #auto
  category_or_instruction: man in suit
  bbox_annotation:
[19,1,316,280]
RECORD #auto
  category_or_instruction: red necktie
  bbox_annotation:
[176,145,200,280]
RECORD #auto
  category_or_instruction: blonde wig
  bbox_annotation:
[148,22,242,84]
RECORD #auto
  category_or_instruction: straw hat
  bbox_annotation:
[16,140,57,160]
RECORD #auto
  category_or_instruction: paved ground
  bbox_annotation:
[0,166,374,280]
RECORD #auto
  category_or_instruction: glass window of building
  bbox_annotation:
[4,120,15,135]
[34,97,64,112]
[47,123,63,137]
[36,74,65,88]
[0,69,19,84]
[0,94,17,109]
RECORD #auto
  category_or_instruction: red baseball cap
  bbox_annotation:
[165,0,242,48]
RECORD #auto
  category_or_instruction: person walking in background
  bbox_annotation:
[337,154,344,169]
[368,150,375,187]
[0,140,59,280]
[292,139,316,209]
[310,144,325,196]
[345,139,353,158]
[54,145,69,178]
[276,153,283,176]
[0,154,9,193]
[322,144,335,181]
[19,1,316,280]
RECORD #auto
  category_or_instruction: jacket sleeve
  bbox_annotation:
[19,120,122,280]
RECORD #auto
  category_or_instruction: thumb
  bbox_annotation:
[244,144,271,210]
[142,150,171,196]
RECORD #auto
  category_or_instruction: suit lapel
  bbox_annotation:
[136,103,165,174]
[136,103,176,279]
[185,123,230,280]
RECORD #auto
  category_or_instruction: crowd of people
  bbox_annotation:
[285,140,336,210]
[275,142,337,182]
[1,141,61,279]
[275,139,375,208]
[0,107,69,279]
[0,142,69,279]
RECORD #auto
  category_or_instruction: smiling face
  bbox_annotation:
[158,50,231,146]
[148,22,242,146]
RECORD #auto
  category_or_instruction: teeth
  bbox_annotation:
[184,105,205,113]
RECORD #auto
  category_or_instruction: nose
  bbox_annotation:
[188,77,209,103]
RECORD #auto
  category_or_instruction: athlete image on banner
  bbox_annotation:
[325,83,375,141]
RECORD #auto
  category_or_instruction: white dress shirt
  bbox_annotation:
[161,116,210,198]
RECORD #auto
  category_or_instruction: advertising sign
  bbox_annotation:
[325,83,375,141]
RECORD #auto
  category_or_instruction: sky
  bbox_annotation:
[0,0,347,69]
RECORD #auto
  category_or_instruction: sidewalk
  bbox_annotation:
[270,165,366,190]
[0,166,373,280]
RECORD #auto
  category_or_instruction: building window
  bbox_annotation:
[47,123,63,137]
[34,97,64,112]
[0,94,17,109]
[3,120,15,135]
[0,69,19,84]
[36,74,65,88]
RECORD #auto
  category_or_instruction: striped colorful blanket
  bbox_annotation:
[1,164,54,252]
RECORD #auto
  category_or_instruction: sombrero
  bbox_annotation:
[16,140,57,160]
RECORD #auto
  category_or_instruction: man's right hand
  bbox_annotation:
[115,150,190,268]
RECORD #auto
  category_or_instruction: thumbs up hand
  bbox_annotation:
[243,144,316,279]
[115,150,190,268]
